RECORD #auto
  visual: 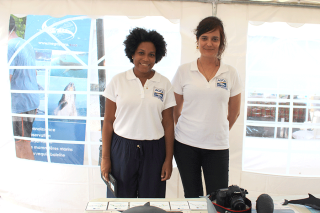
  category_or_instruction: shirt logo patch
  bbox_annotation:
[153,87,165,102]
[217,78,228,90]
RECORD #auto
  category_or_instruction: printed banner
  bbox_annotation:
[24,15,91,165]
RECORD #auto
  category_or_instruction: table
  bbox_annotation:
[85,197,210,213]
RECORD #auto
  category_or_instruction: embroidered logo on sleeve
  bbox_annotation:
[217,78,228,90]
[153,87,165,102]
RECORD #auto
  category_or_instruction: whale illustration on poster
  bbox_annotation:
[54,82,77,116]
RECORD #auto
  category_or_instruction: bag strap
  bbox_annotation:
[212,198,252,213]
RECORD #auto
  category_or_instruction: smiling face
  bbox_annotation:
[132,42,156,75]
[197,29,221,58]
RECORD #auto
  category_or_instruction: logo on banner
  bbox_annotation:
[153,87,165,102]
[42,19,77,40]
[217,78,228,90]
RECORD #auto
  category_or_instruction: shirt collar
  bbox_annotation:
[126,68,161,82]
[126,68,136,80]
[190,59,229,76]
[190,59,199,71]
[149,71,161,82]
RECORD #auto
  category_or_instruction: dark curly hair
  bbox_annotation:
[195,16,226,59]
[124,27,167,64]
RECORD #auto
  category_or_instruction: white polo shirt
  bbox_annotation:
[171,60,242,149]
[103,68,176,140]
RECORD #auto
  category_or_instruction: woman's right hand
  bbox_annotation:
[101,157,112,182]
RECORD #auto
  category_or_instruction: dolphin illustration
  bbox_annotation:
[63,68,84,74]
[58,59,84,74]
[59,59,83,73]
[283,194,320,210]
[54,82,77,116]
[58,59,82,66]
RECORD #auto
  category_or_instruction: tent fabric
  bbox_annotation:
[217,3,320,196]
[217,4,320,195]
[0,1,211,213]
[1,1,320,213]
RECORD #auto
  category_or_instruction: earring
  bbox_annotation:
[196,45,199,49]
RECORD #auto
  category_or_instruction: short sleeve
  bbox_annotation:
[230,69,242,97]
[164,85,176,110]
[103,78,117,102]
[171,68,183,95]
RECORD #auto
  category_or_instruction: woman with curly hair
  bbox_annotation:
[172,16,242,197]
[101,27,176,198]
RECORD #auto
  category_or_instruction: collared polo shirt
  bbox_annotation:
[172,60,242,149]
[8,37,39,113]
[104,68,176,140]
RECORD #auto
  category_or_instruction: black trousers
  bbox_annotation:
[107,133,166,198]
[174,139,229,198]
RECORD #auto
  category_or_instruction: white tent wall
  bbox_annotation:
[1,0,320,212]
[217,3,320,196]
[0,1,211,212]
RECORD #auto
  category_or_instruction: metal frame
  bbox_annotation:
[153,0,320,9]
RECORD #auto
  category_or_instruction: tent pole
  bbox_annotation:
[96,19,106,130]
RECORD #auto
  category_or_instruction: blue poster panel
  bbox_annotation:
[31,119,86,165]
[24,15,91,165]
[24,15,91,52]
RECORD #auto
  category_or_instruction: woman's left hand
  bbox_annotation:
[161,159,173,181]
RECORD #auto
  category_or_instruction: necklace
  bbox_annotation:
[198,58,219,81]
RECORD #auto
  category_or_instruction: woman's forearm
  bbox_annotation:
[101,120,113,159]
[228,93,241,130]
[101,98,116,181]
[162,107,174,162]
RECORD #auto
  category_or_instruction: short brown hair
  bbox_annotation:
[195,16,226,58]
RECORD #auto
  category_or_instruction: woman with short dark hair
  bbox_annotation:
[101,27,176,198]
[172,16,242,198]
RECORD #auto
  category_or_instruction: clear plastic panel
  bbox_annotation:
[289,152,320,176]
[246,126,275,138]
[247,106,276,122]
[293,95,307,100]
[244,22,320,176]
[276,127,289,139]
[90,120,102,143]
[247,92,277,99]
[278,107,290,122]
[279,94,290,99]
[248,101,276,105]
[8,14,181,165]
[293,108,307,123]
[90,95,103,117]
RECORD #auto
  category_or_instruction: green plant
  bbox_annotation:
[11,14,26,39]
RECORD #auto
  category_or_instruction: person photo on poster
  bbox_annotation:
[8,15,40,160]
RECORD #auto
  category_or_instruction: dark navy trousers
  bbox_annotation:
[174,139,229,198]
[107,133,166,198]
